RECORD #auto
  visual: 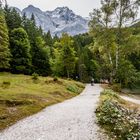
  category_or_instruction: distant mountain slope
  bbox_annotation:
[12,5,89,36]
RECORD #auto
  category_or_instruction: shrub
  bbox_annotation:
[75,83,85,89]
[2,81,11,88]
[101,89,119,97]
[53,76,58,82]
[96,90,140,140]
[67,85,79,93]
[32,73,39,81]
[111,84,121,92]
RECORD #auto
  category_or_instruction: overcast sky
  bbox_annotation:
[7,0,101,17]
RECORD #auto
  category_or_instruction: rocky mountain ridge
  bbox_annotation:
[12,5,89,36]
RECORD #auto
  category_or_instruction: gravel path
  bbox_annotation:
[121,96,140,105]
[0,84,108,140]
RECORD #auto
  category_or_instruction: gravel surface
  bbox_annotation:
[0,84,108,140]
[121,96,140,105]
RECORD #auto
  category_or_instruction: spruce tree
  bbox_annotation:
[0,9,11,70]
[31,36,50,76]
[61,33,76,78]
[10,28,31,74]
[4,5,22,31]
[22,13,40,45]
[43,30,53,46]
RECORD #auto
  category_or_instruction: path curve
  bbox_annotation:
[0,84,108,140]
[120,96,140,105]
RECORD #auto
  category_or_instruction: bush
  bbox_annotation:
[101,89,119,98]
[67,85,79,93]
[111,84,121,92]
[96,90,140,140]
[2,81,11,88]
[53,77,58,82]
[32,73,39,81]
[75,83,85,89]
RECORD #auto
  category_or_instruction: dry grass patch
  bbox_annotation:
[0,73,85,131]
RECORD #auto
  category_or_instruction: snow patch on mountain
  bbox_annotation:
[13,5,89,36]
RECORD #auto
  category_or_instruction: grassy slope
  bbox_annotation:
[99,90,140,111]
[0,73,85,131]
[101,84,140,100]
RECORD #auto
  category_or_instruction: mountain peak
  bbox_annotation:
[23,5,42,13]
[53,6,73,14]
[55,6,70,11]
[27,5,36,9]
[15,5,89,36]
[10,6,21,14]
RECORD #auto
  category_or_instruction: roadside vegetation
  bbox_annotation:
[96,90,140,140]
[0,73,84,130]
[101,83,140,103]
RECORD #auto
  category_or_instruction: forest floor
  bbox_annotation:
[0,73,84,131]
[0,84,108,140]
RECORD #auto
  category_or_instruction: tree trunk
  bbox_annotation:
[108,52,113,65]
[116,46,119,70]
[108,52,113,84]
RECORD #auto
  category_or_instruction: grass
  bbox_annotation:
[101,83,140,100]
[0,72,85,131]
[99,89,140,112]
[121,81,140,96]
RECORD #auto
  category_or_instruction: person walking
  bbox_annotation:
[91,78,94,86]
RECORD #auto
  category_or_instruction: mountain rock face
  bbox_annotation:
[13,5,89,36]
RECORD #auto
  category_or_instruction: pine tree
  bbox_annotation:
[53,34,59,43]
[43,30,53,56]
[22,13,40,45]
[31,36,50,76]
[4,5,22,31]
[38,25,43,36]
[43,30,53,46]
[31,13,35,25]
[0,9,11,70]
[10,28,31,74]
[61,33,76,78]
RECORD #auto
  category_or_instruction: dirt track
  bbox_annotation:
[0,84,108,140]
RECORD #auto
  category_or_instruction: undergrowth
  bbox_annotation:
[96,89,140,140]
